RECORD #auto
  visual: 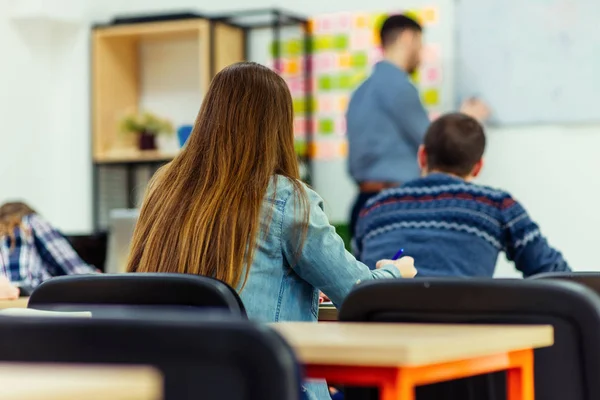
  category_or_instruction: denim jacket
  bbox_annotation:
[238,176,401,400]
[239,176,400,322]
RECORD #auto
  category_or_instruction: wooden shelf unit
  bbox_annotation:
[90,10,312,231]
[92,18,244,162]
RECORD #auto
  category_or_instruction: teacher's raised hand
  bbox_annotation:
[460,98,491,122]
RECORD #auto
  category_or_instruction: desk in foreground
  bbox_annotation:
[273,322,553,400]
[1,363,162,400]
[0,297,28,310]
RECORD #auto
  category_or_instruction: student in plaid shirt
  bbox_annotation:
[0,202,96,289]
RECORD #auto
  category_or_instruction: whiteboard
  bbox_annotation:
[456,0,600,125]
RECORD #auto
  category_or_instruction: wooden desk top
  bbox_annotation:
[1,364,161,400]
[0,297,29,310]
[272,322,554,367]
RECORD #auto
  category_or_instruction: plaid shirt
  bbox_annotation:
[0,214,95,288]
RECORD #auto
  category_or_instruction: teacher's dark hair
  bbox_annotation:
[424,113,486,177]
[380,14,422,48]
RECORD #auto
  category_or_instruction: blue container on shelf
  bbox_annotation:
[177,125,193,148]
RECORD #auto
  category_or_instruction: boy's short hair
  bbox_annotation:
[380,14,422,48]
[424,113,486,177]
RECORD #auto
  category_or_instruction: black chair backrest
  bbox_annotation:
[531,271,600,295]
[29,273,246,317]
[339,279,600,400]
[0,312,300,400]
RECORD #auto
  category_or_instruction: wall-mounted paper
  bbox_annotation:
[318,95,335,113]
[337,52,352,69]
[421,65,442,86]
[421,44,441,64]
[350,31,371,50]
[314,53,336,72]
[422,7,439,26]
[319,119,335,135]
[422,88,440,106]
[268,8,447,161]
[335,116,347,136]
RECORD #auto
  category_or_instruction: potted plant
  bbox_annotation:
[120,111,175,151]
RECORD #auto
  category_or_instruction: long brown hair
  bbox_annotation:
[127,62,308,289]
[0,202,37,249]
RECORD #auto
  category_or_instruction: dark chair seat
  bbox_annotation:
[0,311,299,400]
[531,271,600,295]
[29,273,246,317]
[339,279,600,400]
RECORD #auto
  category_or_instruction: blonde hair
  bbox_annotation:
[126,62,308,290]
[0,202,36,250]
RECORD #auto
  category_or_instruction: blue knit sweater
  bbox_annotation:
[356,173,571,277]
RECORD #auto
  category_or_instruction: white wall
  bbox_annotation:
[1,0,599,274]
[0,0,91,232]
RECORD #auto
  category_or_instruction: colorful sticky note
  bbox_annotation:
[422,7,439,26]
[314,35,334,52]
[372,13,388,30]
[333,34,349,51]
[314,53,336,71]
[336,13,352,30]
[285,59,301,76]
[350,31,371,50]
[287,78,302,94]
[422,88,440,106]
[335,117,347,136]
[339,140,349,157]
[351,52,368,68]
[421,44,441,63]
[320,17,333,32]
[319,119,335,135]
[337,52,352,69]
[336,74,354,90]
[293,99,305,113]
[410,69,420,84]
[351,71,368,86]
[318,76,334,91]
[422,66,442,85]
[369,48,383,65]
[337,95,349,112]
[429,111,442,121]
[293,118,306,137]
[285,40,302,56]
[318,95,335,113]
[311,140,349,160]
[354,14,370,29]
[295,141,308,157]
[404,9,423,24]
[309,98,318,113]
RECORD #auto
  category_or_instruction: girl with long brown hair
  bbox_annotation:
[128,62,415,398]
[128,61,415,305]
[0,201,96,290]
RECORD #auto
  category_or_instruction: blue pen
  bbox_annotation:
[392,248,405,260]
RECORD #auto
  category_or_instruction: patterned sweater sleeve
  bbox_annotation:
[502,196,571,277]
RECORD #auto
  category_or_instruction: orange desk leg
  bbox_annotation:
[507,349,535,400]
[305,365,412,400]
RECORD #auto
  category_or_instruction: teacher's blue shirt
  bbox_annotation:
[346,60,429,184]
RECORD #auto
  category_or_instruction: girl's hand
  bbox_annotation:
[0,277,20,300]
[376,256,417,278]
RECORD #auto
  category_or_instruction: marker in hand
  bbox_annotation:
[392,248,405,260]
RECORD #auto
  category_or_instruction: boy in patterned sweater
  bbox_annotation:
[356,113,570,277]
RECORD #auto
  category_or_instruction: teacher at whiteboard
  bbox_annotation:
[346,14,489,245]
